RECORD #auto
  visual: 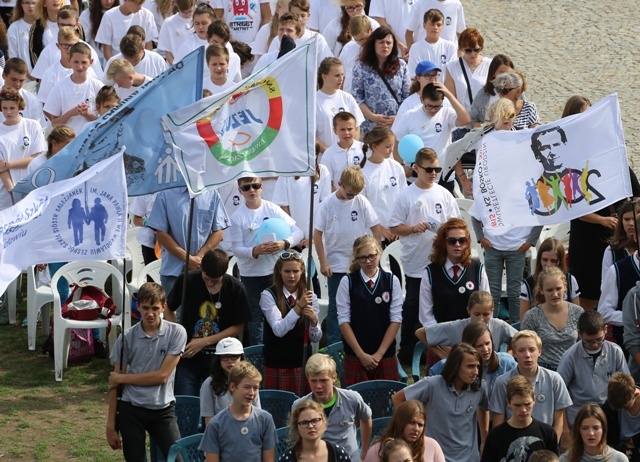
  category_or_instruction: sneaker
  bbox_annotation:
[94,340,109,359]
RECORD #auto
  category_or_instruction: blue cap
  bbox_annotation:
[415,61,441,76]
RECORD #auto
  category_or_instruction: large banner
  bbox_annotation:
[0,152,127,294]
[12,48,204,199]
[470,94,631,234]
[162,37,317,195]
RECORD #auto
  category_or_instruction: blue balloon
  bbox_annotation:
[398,134,424,164]
[257,218,291,242]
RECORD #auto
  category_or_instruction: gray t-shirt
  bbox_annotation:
[199,406,277,460]
[521,303,584,370]
[426,318,517,350]
[199,377,261,418]
[559,445,628,462]
[110,320,187,410]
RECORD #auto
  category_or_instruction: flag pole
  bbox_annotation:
[301,173,316,396]
[179,198,196,323]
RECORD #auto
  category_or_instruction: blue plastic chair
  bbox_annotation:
[151,395,201,462]
[411,342,427,383]
[167,433,205,462]
[259,389,299,428]
[322,341,345,385]
[275,426,291,461]
[244,344,265,377]
[397,359,408,383]
[347,380,406,419]
[357,416,392,448]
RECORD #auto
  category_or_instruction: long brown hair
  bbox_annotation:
[377,400,426,462]
[429,218,471,267]
[441,343,483,391]
[462,321,499,374]
[273,254,307,317]
[358,26,400,76]
[483,54,514,95]
[609,200,638,252]
[568,404,608,462]
[89,0,120,40]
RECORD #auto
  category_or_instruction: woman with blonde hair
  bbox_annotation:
[28,0,63,66]
[280,400,351,462]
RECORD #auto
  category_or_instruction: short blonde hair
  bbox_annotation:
[511,330,542,351]
[348,15,370,35]
[106,58,134,81]
[228,361,262,387]
[305,353,337,377]
[486,98,515,126]
[58,25,79,42]
[339,165,365,193]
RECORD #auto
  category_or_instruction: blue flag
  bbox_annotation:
[13,47,204,199]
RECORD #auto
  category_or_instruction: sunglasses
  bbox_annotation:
[239,182,262,192]
[446,237,469,246]
[280,251,302,260]
[356,253,378,263]
[416,165,442,174]
[497,87,517,95]
[463,48,482,54]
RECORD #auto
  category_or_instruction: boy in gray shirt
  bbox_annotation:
[106,282,188,461]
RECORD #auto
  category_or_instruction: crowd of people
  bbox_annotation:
[2,0,640,460]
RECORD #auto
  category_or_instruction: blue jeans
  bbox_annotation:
[484,247,526,323]
[174,365,204,397]
[240,275,274,346]
[399,276,421,361]
[326,273,346,345]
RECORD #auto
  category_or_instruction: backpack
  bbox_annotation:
[61,284,116,321]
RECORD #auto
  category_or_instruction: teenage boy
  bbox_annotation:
[314,165,380,345]
[481,376,558,461]
[106,282,187,461]
[389,148,460,363]
[405,0,466,49]
[96,0,158,60]
[489,330,572,441]
[320,111,364,191]
[0,58,45,125]
[341,15,372,94]
[207,19,243,83]
[199,361,277,462]
[228,176,303,346]
[557,310,628,426]
[106,58,150,99]
[165,249,250,396]
[203,44,236,95]
[44,42,103,134]
[604,372,640,454]
[292,353,373,461]
[103,33,168,82]
[408,9,457,80]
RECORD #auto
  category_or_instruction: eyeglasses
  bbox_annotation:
[497,87,517,95]
[239,182,262,192]
[424,104,443,111]
[356,253,378,263]
[416,165,442,174]
[344,4,363,12]
[418,72,440,79]
[298,417,323,428]
[445,237,469,246]
[220,354,241,361]
[581,338,605,347]
[342,187,359,197]
[280,251,302,260]
[463,48,482,54]
[58,43,74,49]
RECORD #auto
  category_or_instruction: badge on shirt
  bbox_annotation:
[466,404,474,413]
[458,287,466,294]
[241,427,249,435]
[465,281,475,291]
[382,291,390,303]
[537,393,546,403]
[375,297,382,304]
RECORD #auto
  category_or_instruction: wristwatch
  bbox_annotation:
[283,240,291,250]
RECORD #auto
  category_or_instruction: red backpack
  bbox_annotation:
[61,284,116,320]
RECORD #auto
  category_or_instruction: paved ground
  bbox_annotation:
[463,0,639,168]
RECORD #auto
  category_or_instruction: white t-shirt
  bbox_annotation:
[308,0,341,34]
[38,60,99,103]
[444,56,491,112]
[267,29,334,62]
[340,40,361,94]
[253,49,278,71]
[316,90,365,148]
[95,6,159,53]
[173,33,208,62]
[323,15,380,57]
[315,192,379,272]
[7,19,33,72]
[129,193,157,247]
[407,0,465,44]
[43,75,104,134]
[144,1,165,32]
[392,104,458,164]
[408,38,457,79]
[361,158,407,228]
[211,0,263,44]
[389,182,460,277]
[215,182,245,255]
[0,89,46,126]
[203,77,237,95]
[31,40,104,80]
[0,118,47,210]
[369,0,412,44]
[104,50,168,82]
[157,13,193,58]
[319,140,365,190]
[42,20,59,48]
[79,9,107,67]
[271,164,332,239]
[114,75,152,99]
[249,22,272,56]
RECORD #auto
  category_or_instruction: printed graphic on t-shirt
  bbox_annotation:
[193,301,220,353]
[227,0,258,33]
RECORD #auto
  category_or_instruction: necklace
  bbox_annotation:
[208,281,223,309]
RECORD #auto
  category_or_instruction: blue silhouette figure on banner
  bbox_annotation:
[67,198,88,246]
[88,198,109,245]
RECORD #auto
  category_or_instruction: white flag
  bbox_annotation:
[162,37,318,196]
[470,94,631,234]
[0,151,127,294]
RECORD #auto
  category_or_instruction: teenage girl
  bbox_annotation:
[8,0,38,75]
[601,200,638,282]
[173,2,215,62]
[360,126,406,244]
[337,235,402,386]
[95,85,120,115]
[27,124,76,174]
[260,251,321,394]
[81,0,119,65]
[28,0,63,66]
[520,237,580,321]
[316,57,364,152]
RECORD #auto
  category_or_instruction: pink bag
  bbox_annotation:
[68,329,95,362]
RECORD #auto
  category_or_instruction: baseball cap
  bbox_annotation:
[415,61,441,76]
[215,337,244,355]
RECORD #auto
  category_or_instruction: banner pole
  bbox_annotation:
[301,172,316,396]
[179,198,196,323]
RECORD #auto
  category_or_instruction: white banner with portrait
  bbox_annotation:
[469,94,632,234]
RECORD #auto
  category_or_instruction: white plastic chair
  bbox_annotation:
[6,277,18,325]
[380,240,405,298]
[126,259,162,299]
[27,266,54,350]
[51,261,130,381]
[226,255,238,276]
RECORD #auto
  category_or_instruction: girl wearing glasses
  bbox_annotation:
[336,235,402,386]
[364,400,445,462]
[280,400,351,462]
[491,71,540,130]
[322,0,379,57]
[260,251,321,394]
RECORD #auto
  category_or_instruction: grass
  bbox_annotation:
[0,292,123,462]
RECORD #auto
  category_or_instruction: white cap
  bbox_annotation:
[215,337,244,355]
